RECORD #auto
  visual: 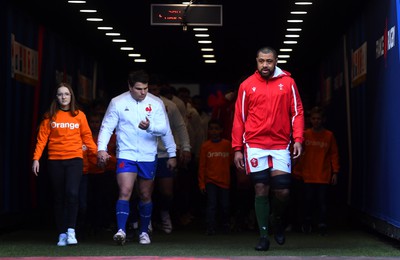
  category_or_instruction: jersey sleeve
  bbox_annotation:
[146,101,169,136]
[79,112,97,155]
[33,118,51,160]
[231,84,247,151]
[290,79,305,143]
[98,100,118,151]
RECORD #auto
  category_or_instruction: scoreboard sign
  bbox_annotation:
[151,4,223,26]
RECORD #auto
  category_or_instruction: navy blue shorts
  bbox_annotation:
[155,157,174,178]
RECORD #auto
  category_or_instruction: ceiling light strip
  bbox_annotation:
[86,18,103,22]
[287,28,302,31]
[295,2,313,5]
[98,27,113,30]
[134,59,146,63]
[80,9,97,13]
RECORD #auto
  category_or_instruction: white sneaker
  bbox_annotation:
[67,228,78,245]
[113,229,126,245]
[160,211,173,234]
[139,232,151,245]
[57,233,67,246]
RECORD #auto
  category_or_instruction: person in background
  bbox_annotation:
[78,112,117,237]
[296,106,340,235]
[96,70,169,246]
[198,119,233,235]
[176,87,205,225]
[231,46,304,251]
[208,78,255,232]
[191,94,211,145]
[32,82,98,246]
[148,79,191,234]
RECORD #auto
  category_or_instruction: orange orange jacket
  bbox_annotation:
[296,128,340,184]
[33,110,97,161]
[198,139,233,190]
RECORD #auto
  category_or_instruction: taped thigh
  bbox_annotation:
[270,174,291,189]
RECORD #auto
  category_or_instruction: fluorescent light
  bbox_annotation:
[134,59,147,63]
[198,40,212,44]
[284,41,298,44]
[280,48,293,52]
[112,39,126,42]
[97,27,113,30]
[277,60,287,63]
[80,9,97,13]
[287,28,302,31]
[278,55,290,58]
[193,28,208,31]
[295,2,313,5]
[201,48,214,51]
[203,54,215,58]
[204,60,217,63]
[287,20,303,23]
[105,32,120,36]
[120,47,134,50]
[290,11,307,14]
[128,53,141,57]
[86,18,103,22]
[195,34,210,37]
[285,34,300,38]
[68,0,86,3]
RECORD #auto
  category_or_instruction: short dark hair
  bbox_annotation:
[208,118,222,128]
[309,106,325,117]
[128,69,149,86]
[256,46,277,58]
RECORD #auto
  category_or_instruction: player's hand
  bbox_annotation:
[292,142,302,159]
[234,151,245,170]
[97,150,110,168]
[32,160,40,176]
[179,150,191,166]
[331,173,338,185]
[139,117,150,130]
[167,157,177,170]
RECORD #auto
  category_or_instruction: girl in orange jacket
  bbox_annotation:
[32,82,97,246]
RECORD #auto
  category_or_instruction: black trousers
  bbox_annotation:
[303,183,329,226]
[48,158,83,234]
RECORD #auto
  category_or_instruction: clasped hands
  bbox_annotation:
[97,150,111,168]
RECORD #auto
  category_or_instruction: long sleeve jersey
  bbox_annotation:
[296,128,340,184]
[33,110,97,160]
[148,93,191,159]
[97,91,169,162]
[160,96,191,153]
[198,139,233,190]
[147,93,177,159]
[231,67,304,151]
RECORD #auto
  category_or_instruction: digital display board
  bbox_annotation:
[151,4,222,26]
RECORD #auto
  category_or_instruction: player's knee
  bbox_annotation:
[270,174,291,190]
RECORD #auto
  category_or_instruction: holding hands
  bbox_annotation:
[97,150,111,168]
